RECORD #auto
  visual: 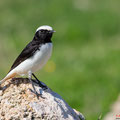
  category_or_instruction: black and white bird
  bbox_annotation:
[0,25,55,96]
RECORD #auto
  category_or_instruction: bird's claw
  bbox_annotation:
[40,85,48,90]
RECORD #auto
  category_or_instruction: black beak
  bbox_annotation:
[51,30,56,33]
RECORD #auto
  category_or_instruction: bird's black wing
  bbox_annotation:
[9,41,40,72]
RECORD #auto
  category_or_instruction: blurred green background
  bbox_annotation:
[0,0,120,119]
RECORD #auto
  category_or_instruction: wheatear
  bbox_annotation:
[0,25,55,98]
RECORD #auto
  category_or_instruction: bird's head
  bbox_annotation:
[35,25,55,42]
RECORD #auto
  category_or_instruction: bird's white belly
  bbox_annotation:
[15,43,53,75]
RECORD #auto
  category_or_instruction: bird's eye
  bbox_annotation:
[40,30,44,32]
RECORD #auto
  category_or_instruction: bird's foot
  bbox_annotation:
[32,79,48,90]
[40,84,48,90]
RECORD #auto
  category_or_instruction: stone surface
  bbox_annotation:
[0,78,85,120]
[103,95,120,120]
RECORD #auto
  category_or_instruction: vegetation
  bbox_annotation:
[0,0,120,119]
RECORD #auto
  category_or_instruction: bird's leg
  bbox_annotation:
[28,71,39,99]
[32,73,48,90]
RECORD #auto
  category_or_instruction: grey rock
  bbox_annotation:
[0,78,85,120]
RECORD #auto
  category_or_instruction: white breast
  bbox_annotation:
[14,43,53,75]
[32,43,53,71]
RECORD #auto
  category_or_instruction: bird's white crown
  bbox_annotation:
[36,25,53,32]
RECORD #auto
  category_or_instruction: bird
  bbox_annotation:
[0,25,55,97]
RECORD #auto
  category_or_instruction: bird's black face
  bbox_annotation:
[35,29,54,43]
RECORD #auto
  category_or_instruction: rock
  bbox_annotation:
[103,95,120,120]
[0,78,85,120]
